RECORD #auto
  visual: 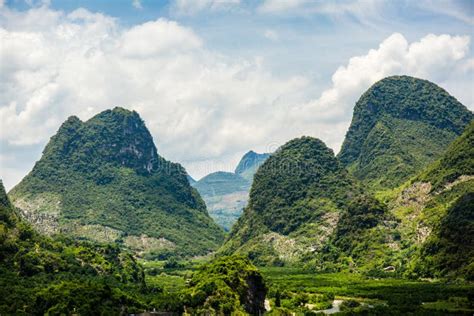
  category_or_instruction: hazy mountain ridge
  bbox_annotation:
[192,151,270,231]
[9,107,224,257]
[235,151,271,181]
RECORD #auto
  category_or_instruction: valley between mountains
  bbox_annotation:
[1,75,473,315]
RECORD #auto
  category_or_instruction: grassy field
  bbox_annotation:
[141,261,474,315]
[260,267,474,314]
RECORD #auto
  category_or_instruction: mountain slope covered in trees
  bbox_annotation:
[0,180,146,314]
[338,75,473,190]
[298,117,473,279]
[386,121,474,279]
[9,108,224,257]
[220,137,361,265]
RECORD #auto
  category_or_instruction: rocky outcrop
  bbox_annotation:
[242,270,267,315]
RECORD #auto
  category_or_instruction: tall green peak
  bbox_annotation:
[338,75,473,190]
[10,108,224,257]
[234,150,270,181]
[248,136,357,234]
[220,136,360,265]
[40,107,158,176]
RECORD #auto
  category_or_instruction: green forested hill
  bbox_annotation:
[393,121,474,279]
[3,178,267,314]
[316,122,474,279]
[0,180,146,314]
[192,151,270,231]
[338,75,473,190]
[9,107,224,257]
[220,136,361,265]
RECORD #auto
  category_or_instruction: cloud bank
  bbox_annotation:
[0,4,472,189]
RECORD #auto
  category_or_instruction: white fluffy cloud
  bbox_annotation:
[120,19,202,57]
[0,5,309,188]
[0,5,472,190]
[293,33,472,130]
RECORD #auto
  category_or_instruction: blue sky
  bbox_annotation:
[5,0,473,80]
[1,0,473,189]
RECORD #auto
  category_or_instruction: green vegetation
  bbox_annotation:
[383,122,473,280]
[248,137,357,234]
[221,136,361,264]
[1,191,266,315]
[313,121,474,279]
[338,75,473,190]
[415,192,474,280]
[262,268,474,315]
[0,180,146,314]
[183,255,267,315]
[221,78,473,281]
[9,107,224,257]
[393,122,474,280]
[416,121,474,189]
[318,195,398,273]
[3,76,473,314]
